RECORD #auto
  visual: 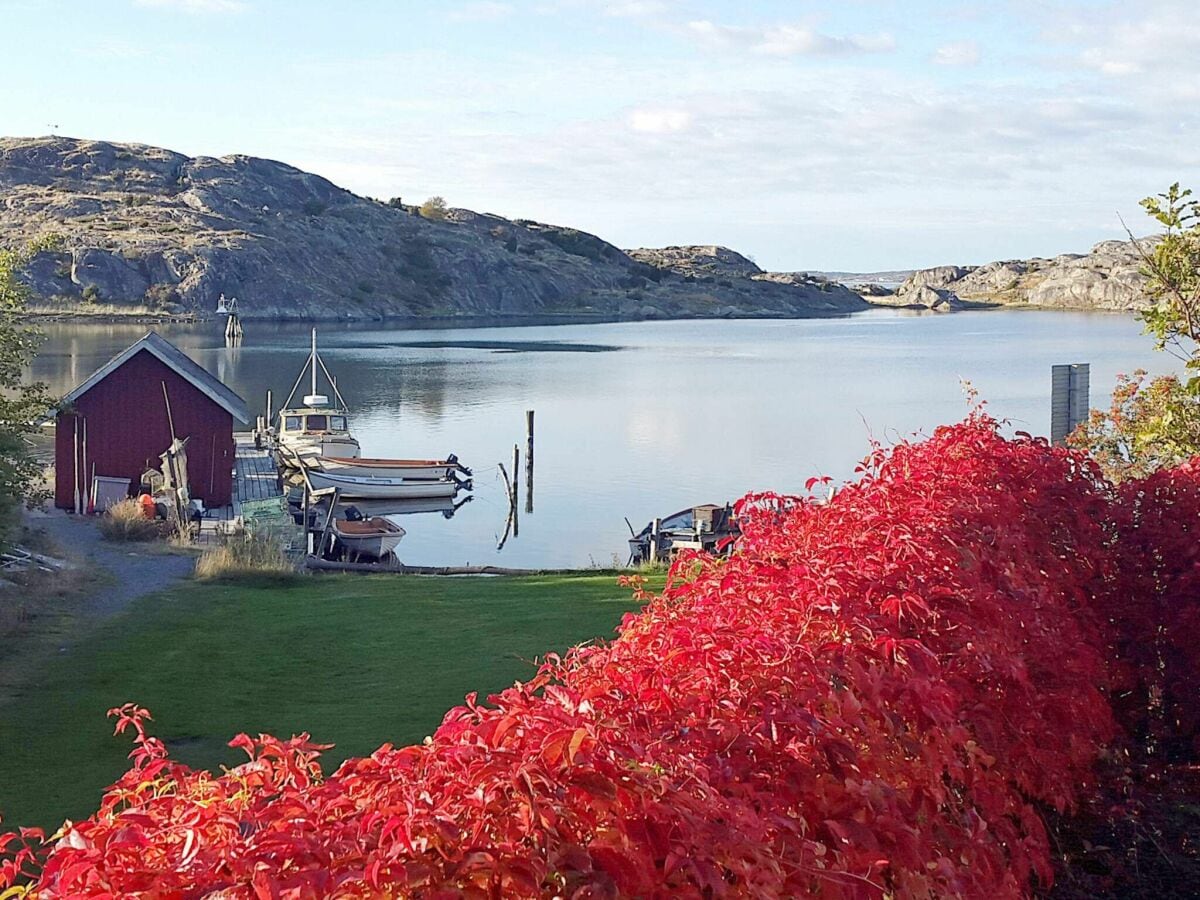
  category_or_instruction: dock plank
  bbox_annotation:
[233,438,284,508]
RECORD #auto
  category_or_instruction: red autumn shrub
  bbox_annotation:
[1,414,1193,898]
[1101,459,1200,758]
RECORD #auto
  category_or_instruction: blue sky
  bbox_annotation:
[1,0,1196,270]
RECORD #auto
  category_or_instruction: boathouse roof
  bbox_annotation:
[62,331,251,423]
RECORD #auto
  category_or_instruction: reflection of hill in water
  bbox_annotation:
[29,323,603,426]
[388,340,620,353]
[35,324,597,427]
[350,358,452,421]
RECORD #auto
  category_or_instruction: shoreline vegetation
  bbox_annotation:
[25,300,1141,329]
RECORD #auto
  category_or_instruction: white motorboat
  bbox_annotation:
[276,329,361,464]
[315,455,470,481]
[305,468,463,499]
[332,517,405,559]
[337,495,473,519]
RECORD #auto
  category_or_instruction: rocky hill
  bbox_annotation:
[891,240,1154,312]
[0,136,867,321]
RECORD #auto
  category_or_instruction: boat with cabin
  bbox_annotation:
[276,329,361,464]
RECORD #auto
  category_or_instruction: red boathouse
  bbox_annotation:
[55,332,250,511]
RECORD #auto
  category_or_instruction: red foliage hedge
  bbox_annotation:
[3,415,1198,898]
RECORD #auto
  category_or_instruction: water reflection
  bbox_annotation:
[31,313,1184,568]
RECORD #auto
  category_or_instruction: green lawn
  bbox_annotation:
[0,573,655,830]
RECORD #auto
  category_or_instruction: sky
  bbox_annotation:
[0,0,1197,271]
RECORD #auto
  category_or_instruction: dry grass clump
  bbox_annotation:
[97,498,163,542]
[195,533,298,582]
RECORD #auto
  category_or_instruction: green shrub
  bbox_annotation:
[144,283,181,308]
[302,199,327,217]
[80,284,101,303]
[419,196,448,221]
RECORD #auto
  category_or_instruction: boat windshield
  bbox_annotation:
[284,415,302,431]
[306,414,329,431]
[330,415,347,432]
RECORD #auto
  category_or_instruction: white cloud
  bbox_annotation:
[133,0,245,11]
[1047,2,1200,83]
[627,107,692,133]
[602,1,669,17]
[448,1,514,23]
[685,19,895,57]
[932,40,980,66]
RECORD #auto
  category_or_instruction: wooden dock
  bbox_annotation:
[233,437,283,507]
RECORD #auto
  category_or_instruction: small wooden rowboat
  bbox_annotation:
[315,455,470,481]
[306,468,463,499]
[332,517,405,558]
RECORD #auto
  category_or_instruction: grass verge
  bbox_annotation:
[0,572,659,830]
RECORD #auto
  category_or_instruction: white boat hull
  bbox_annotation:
[316,457,455,480]
[332,518,406,558]
[306,469,462,499]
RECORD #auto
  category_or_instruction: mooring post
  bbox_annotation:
[512,444,520,506]
[303,482,312,555]
[525,410,534,514]
[649,517,662,564]
[511,444,520,537]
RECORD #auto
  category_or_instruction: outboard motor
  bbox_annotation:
[343,505,365,522]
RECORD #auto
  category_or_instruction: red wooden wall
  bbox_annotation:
[55,350,236,510]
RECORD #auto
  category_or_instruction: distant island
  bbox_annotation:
[0,136,1154,321]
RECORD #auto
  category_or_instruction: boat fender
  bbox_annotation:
[344,505,365,522]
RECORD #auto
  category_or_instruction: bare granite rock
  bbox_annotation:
[625,245,763,278]
[0,136,868,321]
[872,283,962,312]
[889,239,1156,312]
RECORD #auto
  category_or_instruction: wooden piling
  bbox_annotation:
[525,410,534,514]
[315,488,340,559]
[511,444,520,538]
[302,482,312,555]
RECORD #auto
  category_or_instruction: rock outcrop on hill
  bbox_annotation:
[626,245,763,278]
[0,136,868,321]
[871,283,963,312]
[892,240,1155,312]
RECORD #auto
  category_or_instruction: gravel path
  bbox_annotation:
[27,510,196,618]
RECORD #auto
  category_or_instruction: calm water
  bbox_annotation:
[31,311,1182,568]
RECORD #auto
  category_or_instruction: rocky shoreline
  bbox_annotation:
[0,136,1158,321]
[883,239,1153,313]
[0,137,867,322]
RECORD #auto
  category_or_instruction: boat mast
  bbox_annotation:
[311,328,318,400]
